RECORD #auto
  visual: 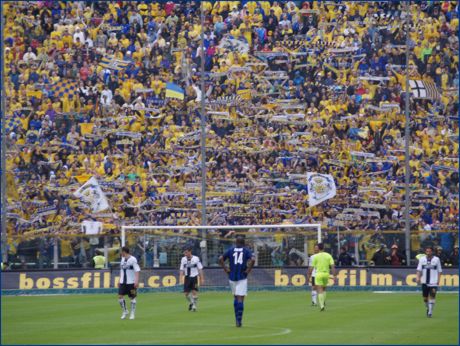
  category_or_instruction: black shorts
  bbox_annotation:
[311,276,316,286]
[184,276,199,293]
[119,283,137,298]
[422,284,437,298]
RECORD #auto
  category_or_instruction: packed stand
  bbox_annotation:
[3,1,459,268]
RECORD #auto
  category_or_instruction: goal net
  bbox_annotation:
[121,224,321,268]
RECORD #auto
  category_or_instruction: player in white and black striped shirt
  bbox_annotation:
[118,246,141,320]
[416,246,442,318]
[179,247,204,312]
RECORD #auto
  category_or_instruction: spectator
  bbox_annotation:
[389,244,406,266]
[336,246,356,266]
[22,46,37,64]
[371,245,390,266]
[435,246,449,266]
[447,246,458,267]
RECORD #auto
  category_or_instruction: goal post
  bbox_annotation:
[121,223,321,268]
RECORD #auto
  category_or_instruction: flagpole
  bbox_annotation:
[199,1,208,266]
[404,1,412,266]
[1,5,8,264]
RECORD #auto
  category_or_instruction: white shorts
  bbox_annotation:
[229,279,248,296]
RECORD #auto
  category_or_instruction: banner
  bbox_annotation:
[431,165,457,172]
[206,95,242,106]
[328,47,359,54]
[218,37,249,54]
[358,76,391,82]
[2,268,457,290]
[307,173,337,207]
[365,104,399,113]
[114,131,142,139]
[361,203,387,210]
[73,177,109,213]
[31,205,58,219]
[351,151,375,158]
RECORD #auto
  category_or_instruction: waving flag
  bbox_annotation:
[165,82,185,100]
[73,177,109,213]
[409,80,441,100]
[51,80,79,98]
[5,115,22,133]
[307,173,337,207]
[99,56,131,72]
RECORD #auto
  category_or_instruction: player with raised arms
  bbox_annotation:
[219,235,255,327]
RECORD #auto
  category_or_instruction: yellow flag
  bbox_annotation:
[237,88,251,100]
[6,172,19,200]
[74,174,92,183]
[80,123,94,136]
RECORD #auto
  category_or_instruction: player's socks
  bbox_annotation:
[186,295,193,310]
[191,296,198,311]
[428,299,435,317]
[130,299,136,314]
[119,298,128,319]
[236,302,244,325]
[119,298,127,312]
[233,298,238,321]
[311,290,317,305]
[318,293,325,309]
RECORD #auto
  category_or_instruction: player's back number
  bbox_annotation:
[233,251,243,265]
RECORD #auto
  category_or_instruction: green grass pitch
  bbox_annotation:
[2,291,458,345]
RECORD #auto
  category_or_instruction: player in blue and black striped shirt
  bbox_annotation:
[219,235,255,327]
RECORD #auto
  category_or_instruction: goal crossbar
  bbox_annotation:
[121,223,322,246]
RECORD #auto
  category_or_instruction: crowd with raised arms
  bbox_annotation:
[3,1,458,268]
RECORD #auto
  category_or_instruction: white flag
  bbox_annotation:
[81,220,103,235]
[307,173,337,207]
[74,177,109,213]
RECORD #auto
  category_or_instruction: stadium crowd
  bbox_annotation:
[3,1,459,268]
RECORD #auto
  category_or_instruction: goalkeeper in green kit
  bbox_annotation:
[307,243,337,311]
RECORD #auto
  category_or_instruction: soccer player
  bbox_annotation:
[219,235,255,327]
[118,246,140,320]
[179,247,204,312]
[416,246,442,318]
[307,243,336,311]
[309,244,320,306]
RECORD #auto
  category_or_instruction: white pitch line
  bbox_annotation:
[373,291,459,294]
[128,323,293,342]
[221,327,292,340]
